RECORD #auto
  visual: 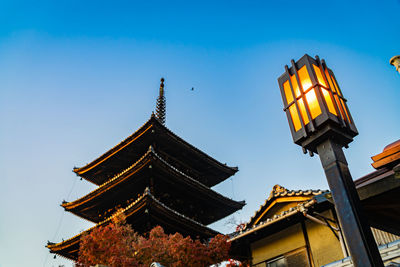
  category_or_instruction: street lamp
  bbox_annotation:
[277,54,383,267]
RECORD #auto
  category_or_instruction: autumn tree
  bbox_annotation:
[77,222,140,267]
[77,222,233,267]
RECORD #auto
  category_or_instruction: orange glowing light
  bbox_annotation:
[322,88,337,116]
[340,99,351,123]
[331,75,342,96]
[305,89,321,119]
[283,81,294,104]
[334,95,346,121]
[313,65,328,88]
[289,105,302,131]
[290,74,301,97]
[282,66,323,132]
[324,69,336,93]
[298,98,310,125]
[279,55,358,148]
[298,66,312,90]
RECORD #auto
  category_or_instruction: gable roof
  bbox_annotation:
[246,184,327,228]
[230,197,319,242]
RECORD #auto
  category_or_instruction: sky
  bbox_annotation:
[0,1,399,266]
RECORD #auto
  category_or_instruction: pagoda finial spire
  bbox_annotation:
[156,77,166,124]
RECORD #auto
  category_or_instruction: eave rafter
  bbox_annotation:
[63,146,245,224]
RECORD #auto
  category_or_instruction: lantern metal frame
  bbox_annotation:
[278,54,358,153]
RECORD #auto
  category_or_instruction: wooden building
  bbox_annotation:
[47,79,245,260]
[231,140,400,266]
[230,185,344,266]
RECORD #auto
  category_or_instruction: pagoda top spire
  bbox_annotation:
[156,77,166,124]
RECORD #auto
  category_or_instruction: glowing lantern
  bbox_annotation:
[277,54,358,154]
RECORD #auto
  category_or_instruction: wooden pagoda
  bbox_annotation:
[47,78,245,260]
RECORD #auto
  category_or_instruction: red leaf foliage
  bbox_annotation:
[226,258,249,267]
[76,222,232,267]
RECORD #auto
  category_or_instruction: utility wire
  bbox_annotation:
[230,175,244,227]
[230,176,236,200]
[43,176,78,267]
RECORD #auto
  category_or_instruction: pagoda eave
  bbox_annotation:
[49,188,219,260]
[64,147,245,224]
[74,116,238,186]
[47,236,80,261]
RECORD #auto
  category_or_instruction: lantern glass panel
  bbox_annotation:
[305,88,322,119]
[289,105,302,131]
[322,88,338,116]
[340,99,351,123]
[331,76,342,96]
[290,74,301,97]
[334,95,346,121]
[298,98,310,124]
[324,69,337,93]
[313,65,328,88]
[298,66,312,90]
[283,81,294,103]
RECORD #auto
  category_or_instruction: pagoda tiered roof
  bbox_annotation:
[48,188,219,260]
[48,79,244,261]
[73,115,238,186]
[62,146,245,224]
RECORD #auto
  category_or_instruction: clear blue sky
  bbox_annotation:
[0,1,399,266]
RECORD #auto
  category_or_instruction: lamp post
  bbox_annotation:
[277,54,383,267]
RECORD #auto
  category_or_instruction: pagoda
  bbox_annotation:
[47,78,245,260]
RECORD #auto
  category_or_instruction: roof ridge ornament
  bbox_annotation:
[148,145,154,153]
[270,184,287,197]
[156,77,166,125]
[144,187,151,194]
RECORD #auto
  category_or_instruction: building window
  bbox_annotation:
[253,247,310,267]
[267,256,287,267]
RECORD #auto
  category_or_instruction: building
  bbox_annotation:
[46,79,245,260]
[230,184,344,266]
[356,139,400,236]
[231,140,400,266]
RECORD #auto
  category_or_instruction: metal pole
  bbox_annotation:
[316,139,383,267]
